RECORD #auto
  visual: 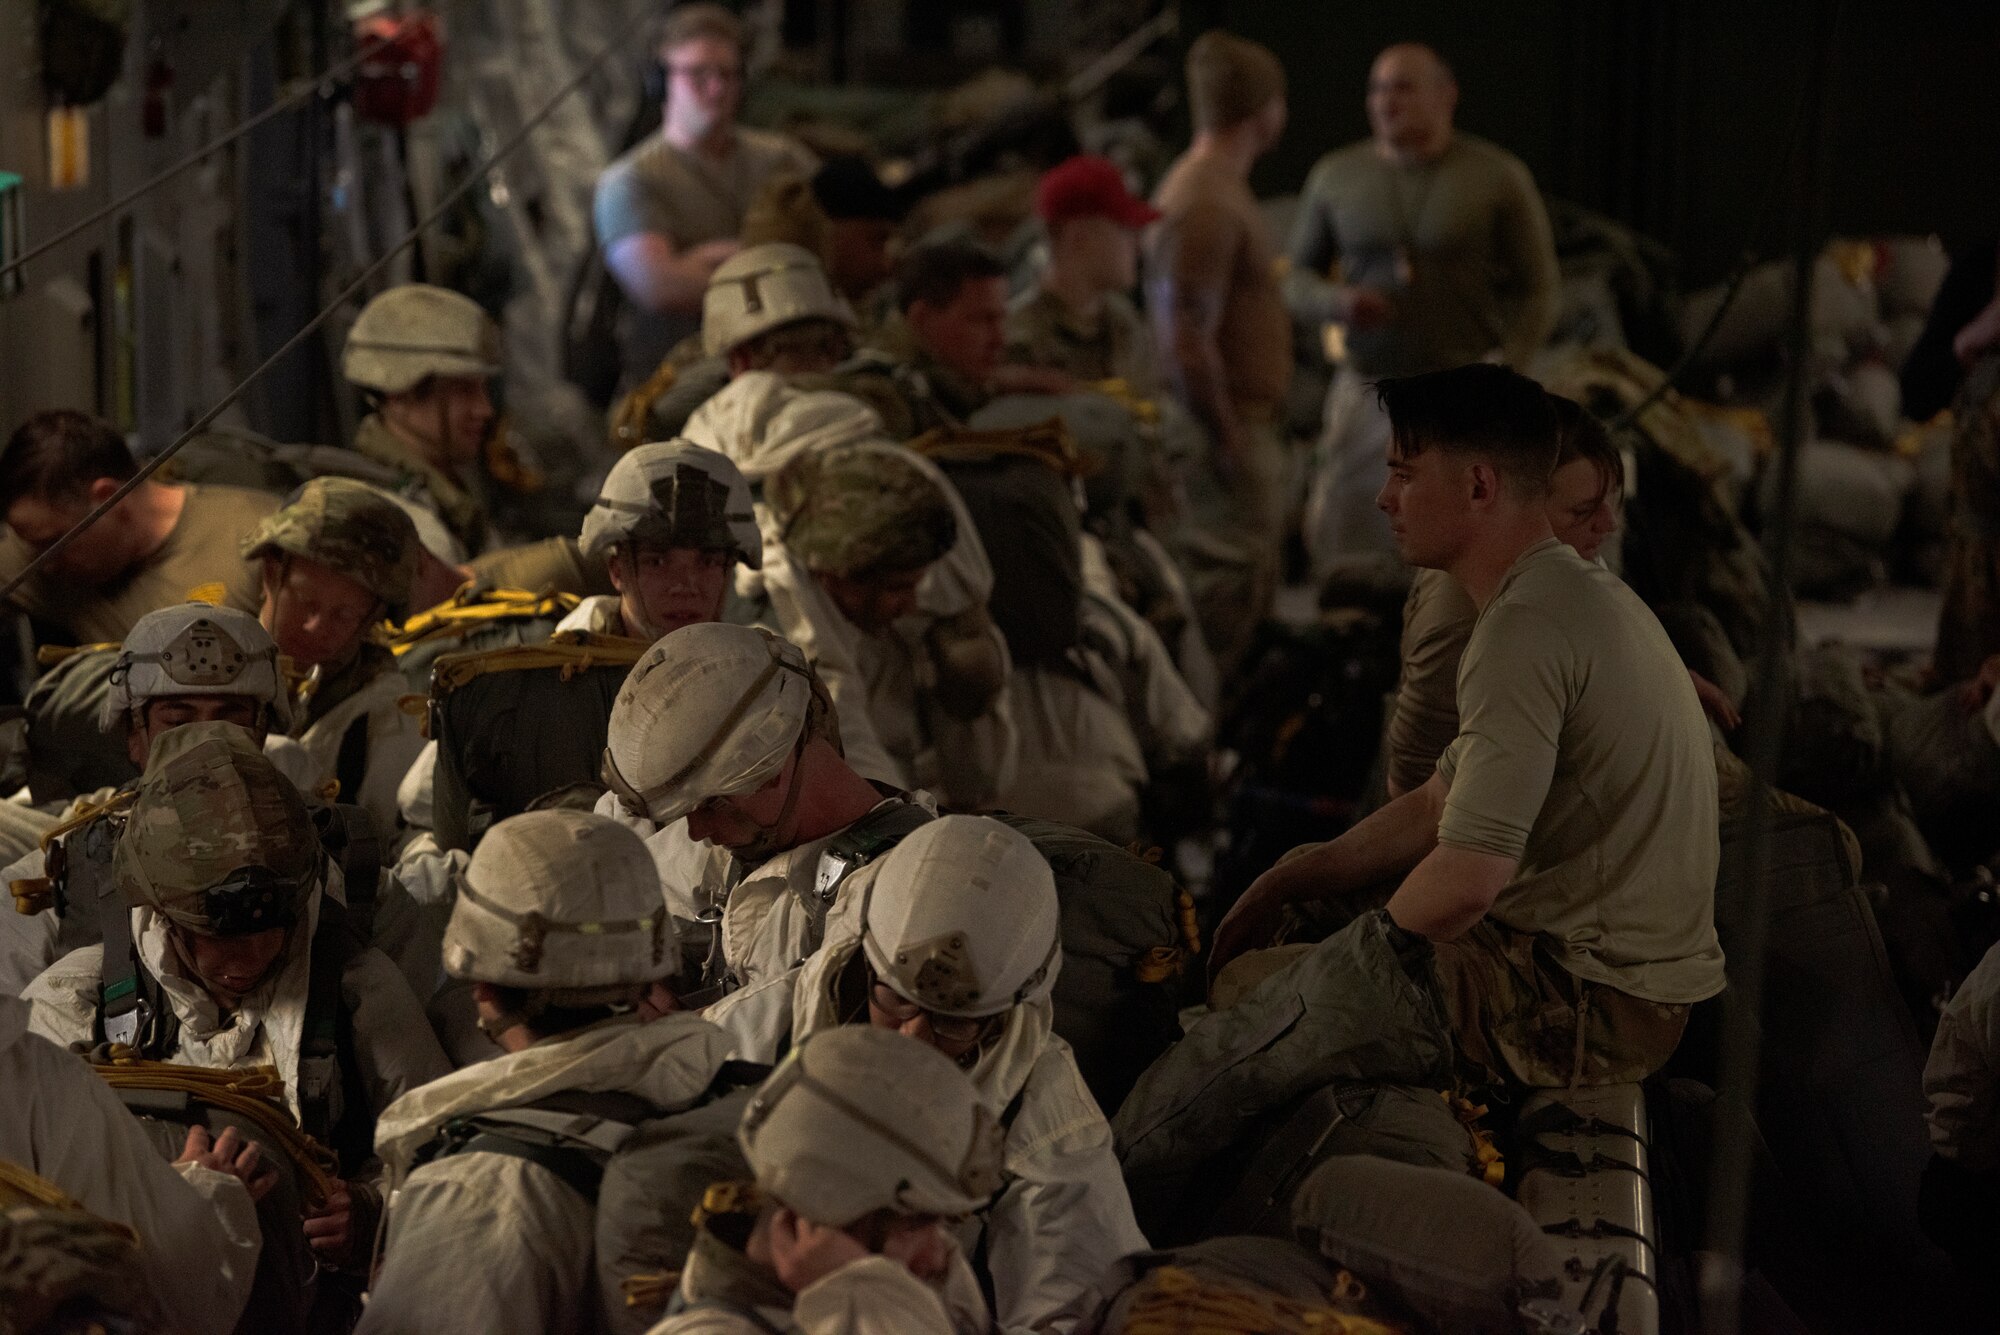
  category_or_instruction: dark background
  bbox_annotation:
[1187,0,2000,285]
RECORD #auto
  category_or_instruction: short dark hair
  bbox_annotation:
[1374,364,1559,497]
[893,240,1006,315]
[0,410,138,512]
[1549,393,1621,487]
[658,2,742,55]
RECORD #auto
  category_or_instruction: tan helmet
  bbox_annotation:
[240,476,421,617]
[443,809,675,990]
[857,814,1060,1018]
[602,623,827,825]
[578,439,763,565]
[100,601,290,733]
[702,243,855,359]
[114,722,322,936]
[342,283,502,395]
[766,441,956,579]
[739,1025,1005,1226]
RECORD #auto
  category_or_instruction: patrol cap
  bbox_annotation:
[602,623,822,825]
[114,722,322,936]
[444,809,676,990]
[100,601,290,732]
[738,1026,1005,1226]
[241,476,421,617]
[702,242,856,359]
[342,283,502,394]
[765,442,956,579]
[578,439,762,566]
[857,814,1060,1018]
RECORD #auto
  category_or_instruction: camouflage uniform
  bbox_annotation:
[351,413,492,560]
[1937,355,2000,686]
[834,340,991,442]
[242,478,427,839]
[0,1201,162,1334]
[1004,286,1162,395]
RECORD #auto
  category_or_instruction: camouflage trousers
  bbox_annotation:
[1176,416,1288,678]
[1428,920,1690,1089]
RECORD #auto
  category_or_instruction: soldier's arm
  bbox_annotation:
[1280,159,1346,325]
[1492,157,1563,371]
[605,233,743,316]
[1148,207,1247,463]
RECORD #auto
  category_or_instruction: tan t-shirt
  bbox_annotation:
[1386,568,1477,794]
[1436,539,1725,1004]
[1,483,278,645]
[1146,156,1291,416]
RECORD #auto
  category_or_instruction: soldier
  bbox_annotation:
[594,3,816,381]
[1210,365,1724,1091]
[617,243,862,445]
[763,441,1015,809]
[243,476,428,839]
[701,815,1147,1335]
[2,600,316,996]
[361,809,744,1335]
[1007,155,1163,394]
[1921,936,2000,1313]
[570,439,763,640]
[1935,353,2000,686]
[22,724,449,1325]
[0,409,278,645]
[341,283,502,556]
[648,1026,1001,1334]
[2,989,266,1334]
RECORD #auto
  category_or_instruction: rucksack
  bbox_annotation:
[799,801,1198,1114]
[24,646,138,802]
[426,632,649,851]
[416,1065,765,1335]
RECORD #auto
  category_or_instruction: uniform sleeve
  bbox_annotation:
[1282,158,1346,326]
[359,1156,595,1335]
[9,1032,262,1335]
[1385,575,1477,795]
[983,1049,1148,1334]
[793,1256,959,1335]
[1490,156,1562,370]
[343,947,451,1118]
[1434,603,1568,861]
[1926,940,2000,1171]
[595,156,671,249]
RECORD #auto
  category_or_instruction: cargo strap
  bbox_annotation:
[1117,1264,1402,1335]
[391,586,579,656]
[1541,1215,1657,1256]
[908,416,1095,479]
[1518,1147,1649,1183]
[428,630,648,697]
[1515,1100,1645,1146]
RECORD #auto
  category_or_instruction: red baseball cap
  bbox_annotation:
[1035,155,1161,230]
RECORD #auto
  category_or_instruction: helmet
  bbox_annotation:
[0,1205,157,1335]
[443,809,676,990]
[241,476,421,616]
[342,284,502,394]
[766,441,956,578]
[114,723,322,936]
[101,601,290,733]
[857,815,1060,1017]
[363,484,467,565]
[739,1026,1005,1226]
[578,439,762,566]
[602,623,824,825]
[702,243,855,359]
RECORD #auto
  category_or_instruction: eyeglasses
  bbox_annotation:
[868,978,996,1048]
[668,63,742,88]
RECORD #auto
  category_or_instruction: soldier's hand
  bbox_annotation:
[1689,670,1742,732]
[304,1180,355,1262]
[768,1205,871,1293]
[1208,874,1290,992]
[637,979,682,1021]
[176,1125,279,1203]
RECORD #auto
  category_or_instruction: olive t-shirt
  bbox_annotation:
[593,126,818,378]
[1386,568,1477,795]
[1435,539,1725,1004]
[1,483,278,645]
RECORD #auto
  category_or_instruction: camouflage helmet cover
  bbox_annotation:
[578,439,763,567]
[0,1204,158,1335]
[113,722,322,936]
[766,442,956,579]
[241,476,421,616]
[100,601,291,732]
[342,283,502,394]
[702,242,856,358]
